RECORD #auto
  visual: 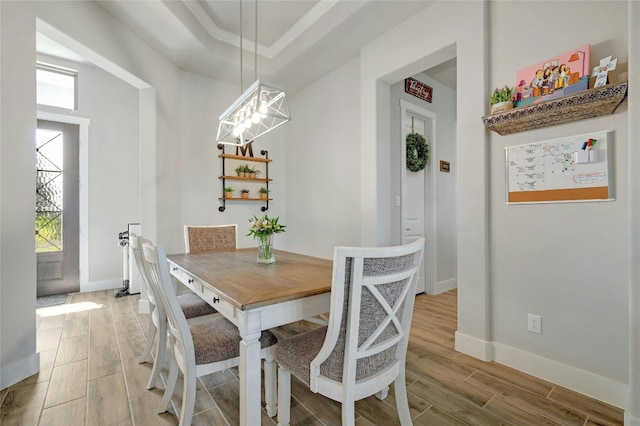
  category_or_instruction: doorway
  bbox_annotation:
[400,100,436,294]
[36,119,80,296]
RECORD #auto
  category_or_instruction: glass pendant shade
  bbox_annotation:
[217,79,290,146]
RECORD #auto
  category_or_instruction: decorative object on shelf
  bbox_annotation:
[490,86,515,114]
[247,214,286,264]
[258,186,269,200]
[241,188,250,199]
[514,44,590,108]
[406,132,429,172]
[483,81,628,135]
[592,55,618,88]
[225,186,234,198]
[405,77,432,103]
[249,166,261,178]
[235,164,247,177]
[216,0,290,147]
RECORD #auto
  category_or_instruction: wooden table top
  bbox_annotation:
[167,248,333,311]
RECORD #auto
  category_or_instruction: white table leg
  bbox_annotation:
[238,311,263,426]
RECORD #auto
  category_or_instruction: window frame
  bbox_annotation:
[36,62,78,111]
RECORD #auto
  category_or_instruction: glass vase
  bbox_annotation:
[257,234,275,264]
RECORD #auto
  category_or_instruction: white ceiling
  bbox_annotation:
[37,0,456,93]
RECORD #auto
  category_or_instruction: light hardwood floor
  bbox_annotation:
[1,288,624,425]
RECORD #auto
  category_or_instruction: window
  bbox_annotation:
[36,62,77,110]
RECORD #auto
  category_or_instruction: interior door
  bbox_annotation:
[401,100,436,294]
[36,120,80,296]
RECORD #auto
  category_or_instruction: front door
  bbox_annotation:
[36,120,80,296]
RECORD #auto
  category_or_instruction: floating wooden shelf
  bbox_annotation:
[219,176,272,182]
[219,197,272,201]
[483,82,628,135]
[218,153,272,163]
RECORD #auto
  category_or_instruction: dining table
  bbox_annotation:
[167,247,333,425]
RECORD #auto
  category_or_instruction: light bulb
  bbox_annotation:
[232,116,241,137]
[252,110,261,124]
[244,106,253,128]
[259,91,268,114]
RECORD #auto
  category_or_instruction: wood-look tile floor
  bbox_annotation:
[0,289,624,425]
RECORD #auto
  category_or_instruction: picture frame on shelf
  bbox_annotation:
[514,44,591,108]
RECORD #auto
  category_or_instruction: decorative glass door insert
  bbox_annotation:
[36,129,64,252]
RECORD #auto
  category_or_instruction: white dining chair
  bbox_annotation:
[275,238,425,426]
[184,224,237,253]
[130,233,217,390]
[141,237,278,425]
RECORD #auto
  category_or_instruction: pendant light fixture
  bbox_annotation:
[217,0,290,146]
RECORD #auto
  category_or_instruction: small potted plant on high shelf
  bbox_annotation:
[249,166,261,179]
[490,85,515,114]
[224,186,234,199]
[258,187,269,200]
[240,188,250,199]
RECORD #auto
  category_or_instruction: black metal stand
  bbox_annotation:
[115,280,130,298]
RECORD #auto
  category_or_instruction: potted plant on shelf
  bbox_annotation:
[258,187,269,200]
[224,186,234,199]
[240,188,250,199]
[250,166,261,179]
[490,85,515,114]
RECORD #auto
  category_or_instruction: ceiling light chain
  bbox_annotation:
[216,0,290,147]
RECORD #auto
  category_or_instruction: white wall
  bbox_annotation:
[359,0,491,355]
[284,58,362,259]
[0,1,40,389]
[178,71,290,252]
[488,0,629,405]
[0,0,181,388]
[389,73,457,291]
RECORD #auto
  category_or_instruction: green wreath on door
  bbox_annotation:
[406,132,429,172]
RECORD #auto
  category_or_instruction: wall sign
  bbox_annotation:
[440,161,450,172]
[405,77,432,103]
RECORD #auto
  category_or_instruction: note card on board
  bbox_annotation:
[505,130,613,203]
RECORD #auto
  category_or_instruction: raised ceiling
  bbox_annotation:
[37,0,456,93]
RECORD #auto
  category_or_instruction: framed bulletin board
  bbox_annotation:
[505,130,613,204]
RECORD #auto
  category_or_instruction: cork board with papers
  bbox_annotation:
[505,131,613,203]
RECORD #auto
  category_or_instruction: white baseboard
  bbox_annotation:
[454,333,628,410]
[433,278,457,294]
[492,342,628,409]
[138,298,150,314]
[0,352,40,390]
[454,331,493,361]
[625,411,640,426]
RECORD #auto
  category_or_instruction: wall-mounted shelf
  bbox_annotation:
[482,82,628,135]
[217,144,272,212]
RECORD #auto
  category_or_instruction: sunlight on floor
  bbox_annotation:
[36,301,104,317]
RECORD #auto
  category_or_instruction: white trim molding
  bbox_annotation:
[454,331,494,361]
[455,334,628,410]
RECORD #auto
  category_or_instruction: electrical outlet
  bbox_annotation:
[528,314,542,334]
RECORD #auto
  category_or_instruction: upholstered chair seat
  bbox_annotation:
[177,293,217,319]
[190,317,278,365]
